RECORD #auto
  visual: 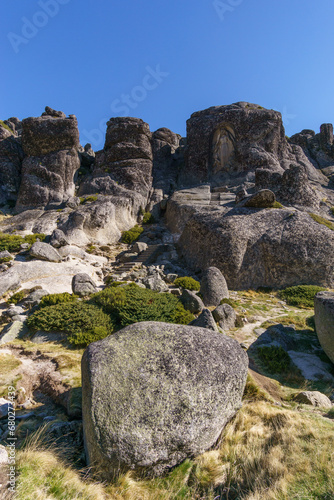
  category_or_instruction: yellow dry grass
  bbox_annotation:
[13,401,334,499]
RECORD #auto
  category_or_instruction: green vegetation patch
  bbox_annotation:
[174,276,200,291]
[92,283,194,328]
[26,301,113,347]
[0,232,45,252]
[309,212,334,230]
[278,284,327,308]
[79,195,98,204]
[142,211,155,224]
[257,345,291,374]
[0,255,13,263]
[39,293,79,308]
[0,120,12,133]
[121,225,144,244]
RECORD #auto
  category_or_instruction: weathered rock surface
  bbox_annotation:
[180,102,327,190]
[82,321,248,478]
[213,304,236,330]
[294,391,332,408]
[200,267,229,306]
[314,292,334,364]
[81,117,153,202]
[72,273,97,297]
[174,208,334,290]
[30,242,62,263]
[242,189,276,208]
[16,108,80,211]
[49,229,69,248]
[0,270,20,297]
[181,289,204,314]
[0,134,24,206]
[189,308,218,331]
[0,321,28,345]
[152,128,183,195]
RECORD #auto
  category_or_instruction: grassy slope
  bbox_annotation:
[2,288,334,499]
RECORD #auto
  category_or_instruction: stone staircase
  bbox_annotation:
[112,244,163,276]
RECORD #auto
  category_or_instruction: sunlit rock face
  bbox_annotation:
[179,101,328,190]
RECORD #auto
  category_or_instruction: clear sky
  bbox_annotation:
[2,0,334,150]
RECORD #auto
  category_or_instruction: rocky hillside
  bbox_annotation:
[0,103,333,499]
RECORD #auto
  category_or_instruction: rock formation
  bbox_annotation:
[82,321,248,478]
[314,291,334,363]
[16,107,80,211]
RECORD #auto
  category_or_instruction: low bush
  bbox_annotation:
[0,232,45,252]
[278,284,326,308]
[0,255,12,263]
[39,293,79,308]
[257,345,291,374]
[92,283,194,328]
[174,276,200,291]
[142,212,155,224]
[121,225,143,244]
[7,290,29,305]
[26,302,113,347]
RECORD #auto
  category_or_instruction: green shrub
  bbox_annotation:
[39,293,79,308]
[174,277,200,291]
[331,207,334,216]
[0,256,13,263]
[309,213,334,230]
[121,225,144,244]
[257,346,291,374]
[26,302,113,347]
[0,232,45,252]
[92,284,194,328]
[7,290,28,305]
[143,212,155,224]
[278,285,327,308]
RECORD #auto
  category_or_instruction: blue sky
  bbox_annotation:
[1,0,334,150]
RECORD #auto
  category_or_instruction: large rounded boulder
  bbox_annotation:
[200,267,229,306]
[82,321,248,478]
[314,291,334,363]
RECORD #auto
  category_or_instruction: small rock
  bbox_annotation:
[0,321,28,345]
[181,289,205,314]
[142,275,169,292]
[50,229,69,248]
[243,189,276,208]
[31,331,67,344]
[25,289,49,307]
[190,309,218,331]
[294,391,332,408]
[72,273,97,297]
[20,243,30,250]
[212,304,236,330]
[166,273,178,283]
[131,242,148,254]
[0,398,10,419]
[0,250,13,262]
[30,242,62,263]
[66,196,81,209]
[7,305,25,318]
